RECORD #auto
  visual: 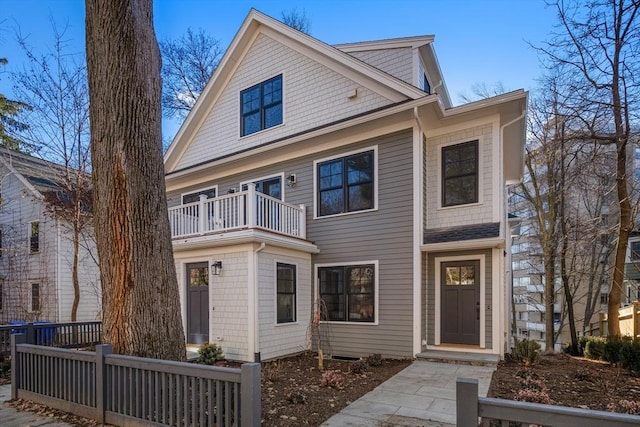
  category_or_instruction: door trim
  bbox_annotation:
[434,254,485,348]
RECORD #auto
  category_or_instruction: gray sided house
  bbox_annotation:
[0,148,101,323]
[164,9,527,362]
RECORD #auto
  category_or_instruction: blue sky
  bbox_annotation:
[1,0,557,137]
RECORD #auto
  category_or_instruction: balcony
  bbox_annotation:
[168,186,306,241]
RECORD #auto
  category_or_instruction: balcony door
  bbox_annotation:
[187,262,209,344]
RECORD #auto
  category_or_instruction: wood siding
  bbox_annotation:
[174,33,396,171]
[346,48,414,86]
[425,123,496,230]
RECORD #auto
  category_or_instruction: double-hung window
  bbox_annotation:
[31,283,40,312]
[317,150,374,217]
[30,221,40,253]
[182,187,217,204]
[442,140,478,207]
[276,263,296,323]
[318,264,375,322]
[241,75,283,136]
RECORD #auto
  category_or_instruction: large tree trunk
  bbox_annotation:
[85,0,186,359]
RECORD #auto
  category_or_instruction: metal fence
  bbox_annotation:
[11,335,261,426]
[456,378,640,426]
[0,321,102,354]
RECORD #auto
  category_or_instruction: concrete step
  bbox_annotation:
[416,350,499,367]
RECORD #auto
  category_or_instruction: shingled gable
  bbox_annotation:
[164,8,431,173]
[424,222,501,244]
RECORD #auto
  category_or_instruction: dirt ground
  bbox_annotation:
[488,352,640,414]
[4,351,640,425]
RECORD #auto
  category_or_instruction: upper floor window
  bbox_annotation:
[182,187,217,204]
[319,264,375,323]
[276,263,296,324]
[30,221,40,253]
[631,241,640,261]
[442,140,478,207]
[317,149,375,217]
[241,75,283,137]
[31,283,40,311]
[423,73,431,94]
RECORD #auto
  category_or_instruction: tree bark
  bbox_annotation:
[85,0,186,359]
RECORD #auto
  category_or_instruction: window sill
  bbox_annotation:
[239,122,285,140]
[274,321,299,327]
[320,320,378,326]
[313,207,378,220]
[436,201,482,211]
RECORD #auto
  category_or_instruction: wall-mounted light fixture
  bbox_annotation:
[286,174,297,188]
[211,260,223,275]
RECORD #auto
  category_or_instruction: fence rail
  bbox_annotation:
[456,378,640,426]
[584,301,640,337]
[11,335,260,426]
[0,321,102,354]
[168,185,306,240]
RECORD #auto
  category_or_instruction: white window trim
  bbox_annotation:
[240,172,286,201]
[314,260,379,326]
[433,254,485,348]
[238,71,286,140]
[436,137,484,210]
[313,145,379,220]
[274,260,298,326]
[180,185,219,204]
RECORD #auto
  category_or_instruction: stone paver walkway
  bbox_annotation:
[321,360,495,427]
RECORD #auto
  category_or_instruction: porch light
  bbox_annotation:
[211,260,223,275]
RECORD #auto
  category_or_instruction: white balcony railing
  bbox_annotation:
[168,185,306,240]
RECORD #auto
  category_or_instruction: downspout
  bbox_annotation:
[253,242,266,362]
[56,219,62,322]
[412,107,425,355]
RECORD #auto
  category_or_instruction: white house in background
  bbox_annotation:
[164,9,527,363]
[0,148,101,323]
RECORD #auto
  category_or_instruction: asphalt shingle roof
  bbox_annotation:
[424,222,501,244]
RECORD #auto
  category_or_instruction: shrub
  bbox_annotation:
[563,341,581,357]
[514,339,541,365]
[197,343,224,365]
[320,370,344,388]
[619,337,640,373]
[604,335,627,364]
[584,337,606,360]
[367,353,383,367]
[285,387,306,404]
[515,372,553,405]
[349,359,368,375]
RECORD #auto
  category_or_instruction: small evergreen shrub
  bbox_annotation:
[584,337,606,360]
[514,339,541,365]
[285,387,306,404]
[604,335,629,364]
[563,341,581,357]
[619,337,640,373]
[197,343,224,365]
[367,353,383,367]
[349,359,368,375]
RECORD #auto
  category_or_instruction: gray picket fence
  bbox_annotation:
[11,334,261,426]
[456,378,640,426]
[0,321,102,354]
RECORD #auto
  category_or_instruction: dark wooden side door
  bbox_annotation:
[441,260,480,345]
[187,262,209,344]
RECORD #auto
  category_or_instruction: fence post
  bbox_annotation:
[456,378,479,427]
[11,334,26,400]
[634,301,640,337]
[26,322,35,344]
[95,344,113,424]
[240,363,261,427]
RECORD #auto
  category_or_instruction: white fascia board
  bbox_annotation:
[334,35,435,52]
[172,229,320,254]
[421,237,506,252]
[0,154,42,199]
